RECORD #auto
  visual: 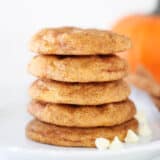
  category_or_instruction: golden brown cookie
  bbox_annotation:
[26,119,138,147]
[29,79,130,105]
[28,99,136,127]
[28,55,128,82]
[151,96,160,111]
[29,27,131,55]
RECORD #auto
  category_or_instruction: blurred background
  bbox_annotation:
[0,0,159,109]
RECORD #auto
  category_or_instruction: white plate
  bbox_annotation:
[0,86,160,160]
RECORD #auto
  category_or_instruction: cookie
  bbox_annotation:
[128,72,160,97]
[29,27,131,55]
[28,99,136,127]
[26,119,138,147]
[128,66,160,111]
[29,79,130,105]
[28,55,128,82]
[151,96,160,111]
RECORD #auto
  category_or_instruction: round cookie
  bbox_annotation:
[28,55,128,82]
[28,99,136,127]
[26,119,138,147]
[29,27,131,55]
[29,79,130,105]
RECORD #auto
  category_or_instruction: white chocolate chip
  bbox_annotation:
[134,111,147,124]
[139,124,152,137]
[109,136,123,150]
[135,111,152,137]
[95,138,110,150]
[125,129,139,143]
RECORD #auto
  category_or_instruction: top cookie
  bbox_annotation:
[29,27,131,55]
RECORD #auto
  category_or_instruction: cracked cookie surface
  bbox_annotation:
[28,54,128,82]
[29,79,130,105]
[29,27,131,55]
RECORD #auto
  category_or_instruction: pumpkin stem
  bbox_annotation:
[153,0,160,14]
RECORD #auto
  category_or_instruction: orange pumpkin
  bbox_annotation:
[112,15,160,83]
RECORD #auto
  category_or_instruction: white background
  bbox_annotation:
[0,0,157,107]
[0,1,160,160]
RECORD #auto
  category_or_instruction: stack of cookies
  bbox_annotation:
[26,27,138,147]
